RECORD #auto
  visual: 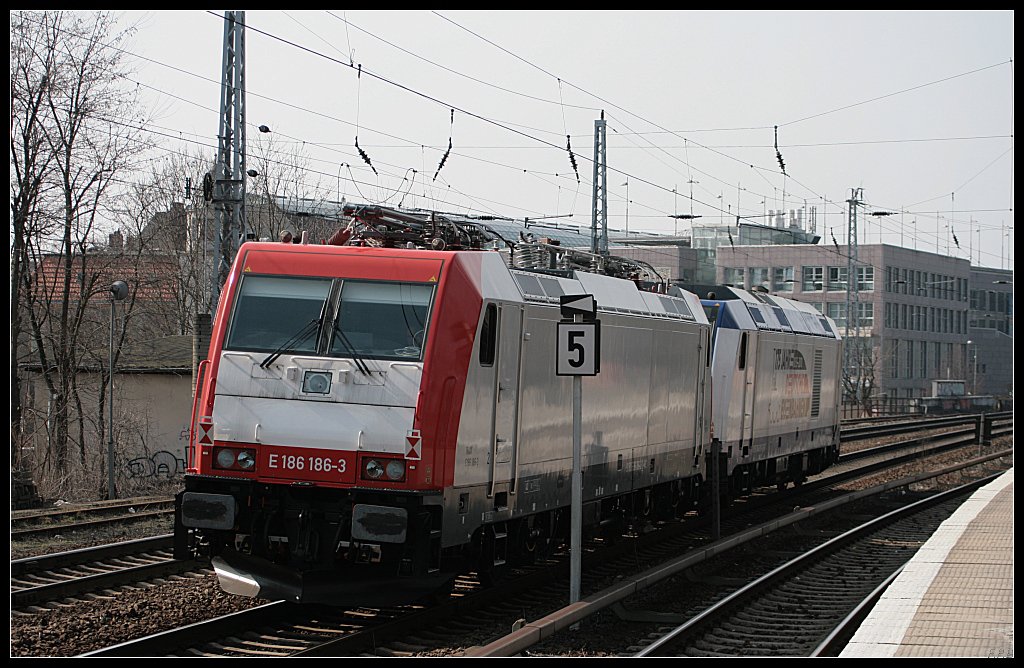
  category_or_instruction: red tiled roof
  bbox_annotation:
[34,253,180,302]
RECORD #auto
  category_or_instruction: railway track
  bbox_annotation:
[12,498,176,540]
[632,477,994,657]
[11,535,200,610]
[467,451,1011,657]
[81,435,1011,657]
[839,409,1007,440]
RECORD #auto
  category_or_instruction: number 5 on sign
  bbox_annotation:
[556,321,600,376]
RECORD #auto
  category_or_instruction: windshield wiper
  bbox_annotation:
[260,317,320,369]
[261,289,335,369]
[331,323,373,377]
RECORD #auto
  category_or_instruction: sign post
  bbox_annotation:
[557,295,600,615]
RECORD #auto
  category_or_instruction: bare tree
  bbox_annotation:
[842,335,880,417]
[247,132,338,242]
[113,149,216,339]
[10,11,59,462]
[11,10,150,488]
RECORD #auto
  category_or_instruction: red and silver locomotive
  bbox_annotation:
[174,205,839,605]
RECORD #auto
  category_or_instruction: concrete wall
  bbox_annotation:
[22,369,193,480]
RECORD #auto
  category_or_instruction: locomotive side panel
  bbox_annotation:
[642,323,706,483]
[708,326,751,451]
[704,290,842,487]
[748,333,820,455]
[512,310,702,500]
[451,303,503,490]
[443,302,709,547]
[742,331,842,477]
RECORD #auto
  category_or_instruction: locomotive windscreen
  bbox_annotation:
[225,275,332,353]
[330,281,433,360]
[224,275,435,361]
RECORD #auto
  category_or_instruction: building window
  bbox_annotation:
[809,302,824,313]
[773,266,794,292]
[858,302,874,326]
[827,302,846,328]
[724,267,745,289]
[906,340,914,379]
[901,303,907,330]
[802,266,824,291]
[890,339,900,379]
[856,266,874,291]
[920,342,927,378]
[828,266,848,291]
[749,267,770,291]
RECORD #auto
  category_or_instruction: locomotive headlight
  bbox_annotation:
[385,459,406,481]
[215,447,237,469]
[361,457,406,482]
[236,449,256,469]
[364,459,385,480]
[213,446,256,471]
[302,370,332,394]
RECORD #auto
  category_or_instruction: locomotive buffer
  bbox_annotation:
[556,294,601,615]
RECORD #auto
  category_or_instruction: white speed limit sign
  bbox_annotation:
[556,321,601,376]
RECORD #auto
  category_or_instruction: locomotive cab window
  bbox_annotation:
[478,303,497,366]
[330,281,434,361]
[225,276,333,353]
[225,275,434,362]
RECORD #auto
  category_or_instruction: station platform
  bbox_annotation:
[840,468,1014,658]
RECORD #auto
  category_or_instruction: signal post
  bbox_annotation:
[556,294,600,615]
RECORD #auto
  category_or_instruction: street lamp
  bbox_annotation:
[108,280,129,500]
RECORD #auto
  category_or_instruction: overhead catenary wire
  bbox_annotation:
[58,11,1006,253]
[213,11,783,223]
[18,11,1011,269]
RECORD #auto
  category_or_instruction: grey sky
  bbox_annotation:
[117,10,1013,270]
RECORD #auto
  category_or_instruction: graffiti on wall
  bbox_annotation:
[125,450,186,479]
